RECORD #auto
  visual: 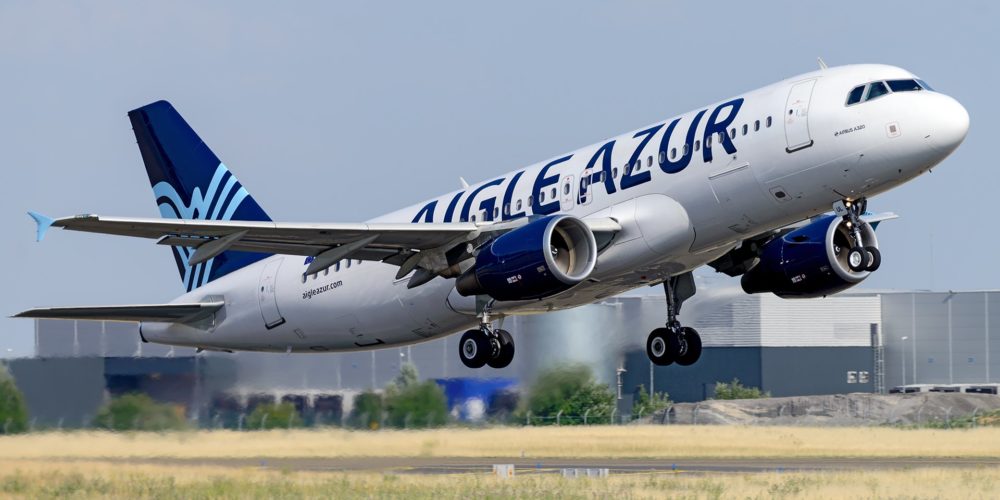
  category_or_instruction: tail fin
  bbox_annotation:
[128,100,271,292]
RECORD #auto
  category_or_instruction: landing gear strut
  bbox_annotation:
[458,301,514,369]
[646,272,703,366]
[833,197,881,273]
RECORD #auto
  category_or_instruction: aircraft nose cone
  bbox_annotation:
[927,94,969,153]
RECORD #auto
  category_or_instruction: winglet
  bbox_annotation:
[27,211,55,242]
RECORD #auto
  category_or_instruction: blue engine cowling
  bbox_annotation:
[740,214,878,298]
[456,215,598,301]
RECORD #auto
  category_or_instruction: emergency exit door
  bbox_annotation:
[784,79,816,153]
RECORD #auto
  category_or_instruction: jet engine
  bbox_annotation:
[456,214,597,301]
[740,214,879,298]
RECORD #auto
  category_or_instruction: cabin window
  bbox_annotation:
[346,259,351,268]
[866,81,889,101]
[647,155,653,167]
[563,183,570,195]
[550,187,557,199]
[503,203,510,216]
[301,273,307,283]
[706,135,712,148]
[742,124,748,136]
[887,79,922,93]
[754,120,760,132]
[494,207,499,219]
[846,85,866,105]
[682,144,689,156]
[730,128,736,139]
[612,167,619,178]
[766,116,772,128]
[694,140,700,152]
[658,151,665,164]
[671,147,677,159]
[335,261,341,272]
[516,199,522,211]
[528,195,533,207]
[471,214,476,222]
[539,191,545,203]
[324,268,329,276]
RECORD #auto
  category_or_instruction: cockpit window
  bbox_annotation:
[887,79,922,92]
[917,79,934,91]
[846,85,865,105]
[866,81,889,101]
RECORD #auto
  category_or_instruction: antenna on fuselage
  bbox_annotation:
[817,57,829,70]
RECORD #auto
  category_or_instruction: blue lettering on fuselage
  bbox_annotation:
[460,177,504,222]
[502,171,526,220]
[620,124,664,189]
[532,155,572,215]
[411,100,743,223]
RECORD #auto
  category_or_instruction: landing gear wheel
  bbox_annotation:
[646,328,675,366]
[848,246,867,272]
[675,327,702,366]
[863,246,881,272]
[487,329,515,369]
[459,329,491,369]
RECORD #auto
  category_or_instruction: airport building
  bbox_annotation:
[6,286,1000,426]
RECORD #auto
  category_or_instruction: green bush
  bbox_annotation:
[383,363,448,429]
[246,402,303,430]
[632,384,671,420]
[92,393,187,431]
[347,391,383,430]
[0,365,29,434]
[712,378,770,400]
[519,364,615,425]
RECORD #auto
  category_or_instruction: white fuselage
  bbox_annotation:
[141,64,968,352]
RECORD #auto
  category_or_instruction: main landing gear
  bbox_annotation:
[833,197,881,273]
[647,272,703,367]
[458,303,514,369]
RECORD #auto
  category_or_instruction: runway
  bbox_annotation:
[115,456,1000,475]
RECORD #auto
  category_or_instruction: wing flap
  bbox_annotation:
[13,302,224,323]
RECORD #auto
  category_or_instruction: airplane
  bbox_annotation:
[16,63,968,370]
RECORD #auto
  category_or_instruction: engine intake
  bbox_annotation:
[456,215,597,301]
[741,214,878,298]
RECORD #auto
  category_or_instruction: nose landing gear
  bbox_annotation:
[458,302,514,369]
[646,272,703,366]
[834,197,881,273]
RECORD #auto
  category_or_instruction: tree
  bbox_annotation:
[713,378,770,400]
[347,391,383,430]
[247,402,303,430]
[92,393,187,431]
[384,363,448,429]
[632,384,671,420]
[519,364,615,425]
[0,365,28,434]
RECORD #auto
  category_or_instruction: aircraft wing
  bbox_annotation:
[13,302,224,323]
[29,212,621,287]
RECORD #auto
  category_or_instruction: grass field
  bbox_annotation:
[1,425,999,460]
[0,460,998,499]
[1,427,998,498]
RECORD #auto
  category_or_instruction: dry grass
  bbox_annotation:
[1,426,999,460]
[0,459,998,499]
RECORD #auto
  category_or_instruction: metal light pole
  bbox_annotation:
[901,336,909,386]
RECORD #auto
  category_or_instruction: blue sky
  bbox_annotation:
[2,1,996,357]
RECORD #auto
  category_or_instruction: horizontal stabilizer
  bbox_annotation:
[12,302,224,323]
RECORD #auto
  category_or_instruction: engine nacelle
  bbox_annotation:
[456,215,597,301]
[741,215,878,298]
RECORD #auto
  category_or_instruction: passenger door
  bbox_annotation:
[784,79,817,152]
[258,257,286,329]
